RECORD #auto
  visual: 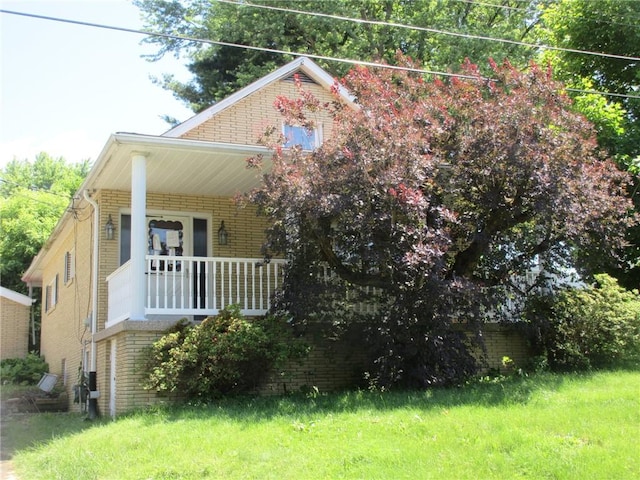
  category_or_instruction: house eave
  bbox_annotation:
[22,133,273,286]
[81,132,272,192]
[0,286,35,306]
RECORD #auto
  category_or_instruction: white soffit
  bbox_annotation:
[84,133,272,196]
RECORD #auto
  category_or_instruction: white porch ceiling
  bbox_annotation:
[22,134,274,285]
[86,133,273,196]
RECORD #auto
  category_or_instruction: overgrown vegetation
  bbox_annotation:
[7,370,639,480]
[247,57,633,389]
[523,274,640,371]
[136,0,640,289]
[0,353,48,385]
[0,154,90,295]
[0,153,89,351]
[361,296,480,389]
[141,306,308,400]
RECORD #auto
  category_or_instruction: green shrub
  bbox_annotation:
[142,306,308,400]
[0,353,49,384]
[524,274,640,370]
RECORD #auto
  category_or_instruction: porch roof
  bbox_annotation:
[0,286,35,306]
[86,133,272,196]
[22,133,273,286]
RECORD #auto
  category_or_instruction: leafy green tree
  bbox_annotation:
[247,58,634,388]
[540,0,640,163]
[135,0,543,112]
[539,0,640,287]
[134,0,639,380]
[0,153,90,294]
[135,0,636,164]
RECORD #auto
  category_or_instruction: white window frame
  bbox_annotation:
[283,124,322,151]
[45,274,59,312]
[45,285,51,312]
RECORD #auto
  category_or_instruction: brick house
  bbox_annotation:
[0,287,33,360]
[22,58,529,417]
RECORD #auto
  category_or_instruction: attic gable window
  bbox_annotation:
[283,124,319,151]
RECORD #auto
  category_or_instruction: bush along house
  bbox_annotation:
[22,57,530,417]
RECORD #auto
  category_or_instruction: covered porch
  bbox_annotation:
[86,133,276,326]
[106,255,285,327]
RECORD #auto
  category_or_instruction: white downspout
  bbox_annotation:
[83,190,100,419]
[83,190,99,371]
[28,283,36,347]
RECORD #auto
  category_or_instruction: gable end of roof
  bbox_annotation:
[162,57,349,138]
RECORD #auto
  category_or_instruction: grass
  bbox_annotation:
[4,369,639,479]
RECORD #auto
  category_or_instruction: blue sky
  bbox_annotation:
[0,0,194,167]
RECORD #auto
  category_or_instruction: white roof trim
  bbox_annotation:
[163,56,352,138]
[0,286,34,306]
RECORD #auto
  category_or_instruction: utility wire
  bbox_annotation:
[451,0,532,12]
[0,189,69,209]
[0,177,76,199]
[0,8,489,81]
[215,0,640,63]
[453,0,640,16]
[1,8,639,100]
[566,89,640,100]
[451,0,640,28]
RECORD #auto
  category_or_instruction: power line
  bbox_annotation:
[1,8,639,101]
[453,0,640,17]
[451,0,531,12]
[0,189,68,209]
[566,88,640,100]
[0,8,488,82]
[0,177,76,199]
[215,0,640,63]
[451,0,640,29]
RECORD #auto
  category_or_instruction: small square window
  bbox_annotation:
[283,125,318,150]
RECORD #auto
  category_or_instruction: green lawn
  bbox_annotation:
[6,369,640,479]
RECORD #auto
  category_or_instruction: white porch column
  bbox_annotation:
[130,152,148,320]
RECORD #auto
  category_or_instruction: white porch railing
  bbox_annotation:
[106,256,285,326]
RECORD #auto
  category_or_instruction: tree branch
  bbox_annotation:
[313,227,390,289]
